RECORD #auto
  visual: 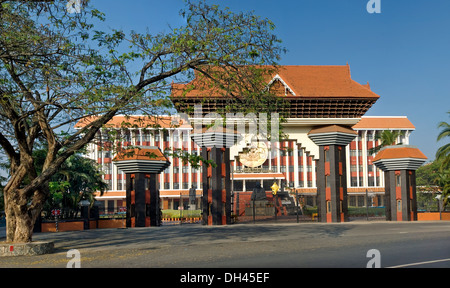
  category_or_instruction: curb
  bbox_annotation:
[0,241,54,257]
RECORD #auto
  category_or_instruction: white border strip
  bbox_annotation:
[387,258,450,268]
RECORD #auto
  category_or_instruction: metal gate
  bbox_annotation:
[231,190,315,224]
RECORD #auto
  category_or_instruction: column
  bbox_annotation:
[293,143,299,188]
[373,145,427,221]
[308,125,357,223]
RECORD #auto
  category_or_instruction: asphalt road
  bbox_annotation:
[1,221,449,269]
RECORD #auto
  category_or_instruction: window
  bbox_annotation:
[326,201,331,213]
[124,131,131,142]
[397,200,402,212]
[233,180,243,191]
[351,177,358,187]
[357,196,364,207]
[117,179,124,190]
[163,131,170,142]
[142,132,151,142]
[105,179,112,190]
[182,132,189,142]
[349,196,356,207]
[103,163,112,174]
[145,177,150,190]
[108,200,115,213]
[324,149,329,163]
[396,174,401,187]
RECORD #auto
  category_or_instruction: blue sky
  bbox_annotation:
[92,0,450,160]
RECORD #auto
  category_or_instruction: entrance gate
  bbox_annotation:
[231,185,309,224]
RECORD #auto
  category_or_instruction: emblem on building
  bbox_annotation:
[238,140,268,168]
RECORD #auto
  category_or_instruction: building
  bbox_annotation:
[74,65,416,216]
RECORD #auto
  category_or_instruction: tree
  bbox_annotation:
[435,112,450,206]
[369,130,405,155]
[0,0,284,242]
[436,112,450,169]
[33,148,107,219]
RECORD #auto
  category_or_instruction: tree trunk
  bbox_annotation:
[3,171,47,243]
[11,204,34,243]
[4,202,16,243]
[5,196,44,243]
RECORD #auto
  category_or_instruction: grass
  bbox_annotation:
[162,209,202,219]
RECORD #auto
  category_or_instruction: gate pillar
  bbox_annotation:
[373,145,427,221]
[191,127,241,225]
[113,147,170,227]
[308,125,357,223]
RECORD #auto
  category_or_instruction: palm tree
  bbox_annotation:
[436,112,450,169]
[53,154,108,218]
[369,130,405,155]
[31,147,107,218]
[435,112,450,207]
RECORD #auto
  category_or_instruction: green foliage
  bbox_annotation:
[433,112,450,206]
[369,130,405,155]
[162,209,202,219]
[436,112,450,170]
[416,158,449,207]
[31,147,107,218]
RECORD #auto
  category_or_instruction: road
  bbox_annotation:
[1,221,449,269]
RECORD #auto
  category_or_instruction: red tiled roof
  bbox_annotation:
[308,124,357,135]
[74,115,190,129]
[373,146,427,162]
[171,65,380,99]
[353,117,415,130]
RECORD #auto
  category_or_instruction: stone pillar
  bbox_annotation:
[114,147,170,228]
[192,127,240,225]
[373,145,427,221]
[308,125,357,223]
